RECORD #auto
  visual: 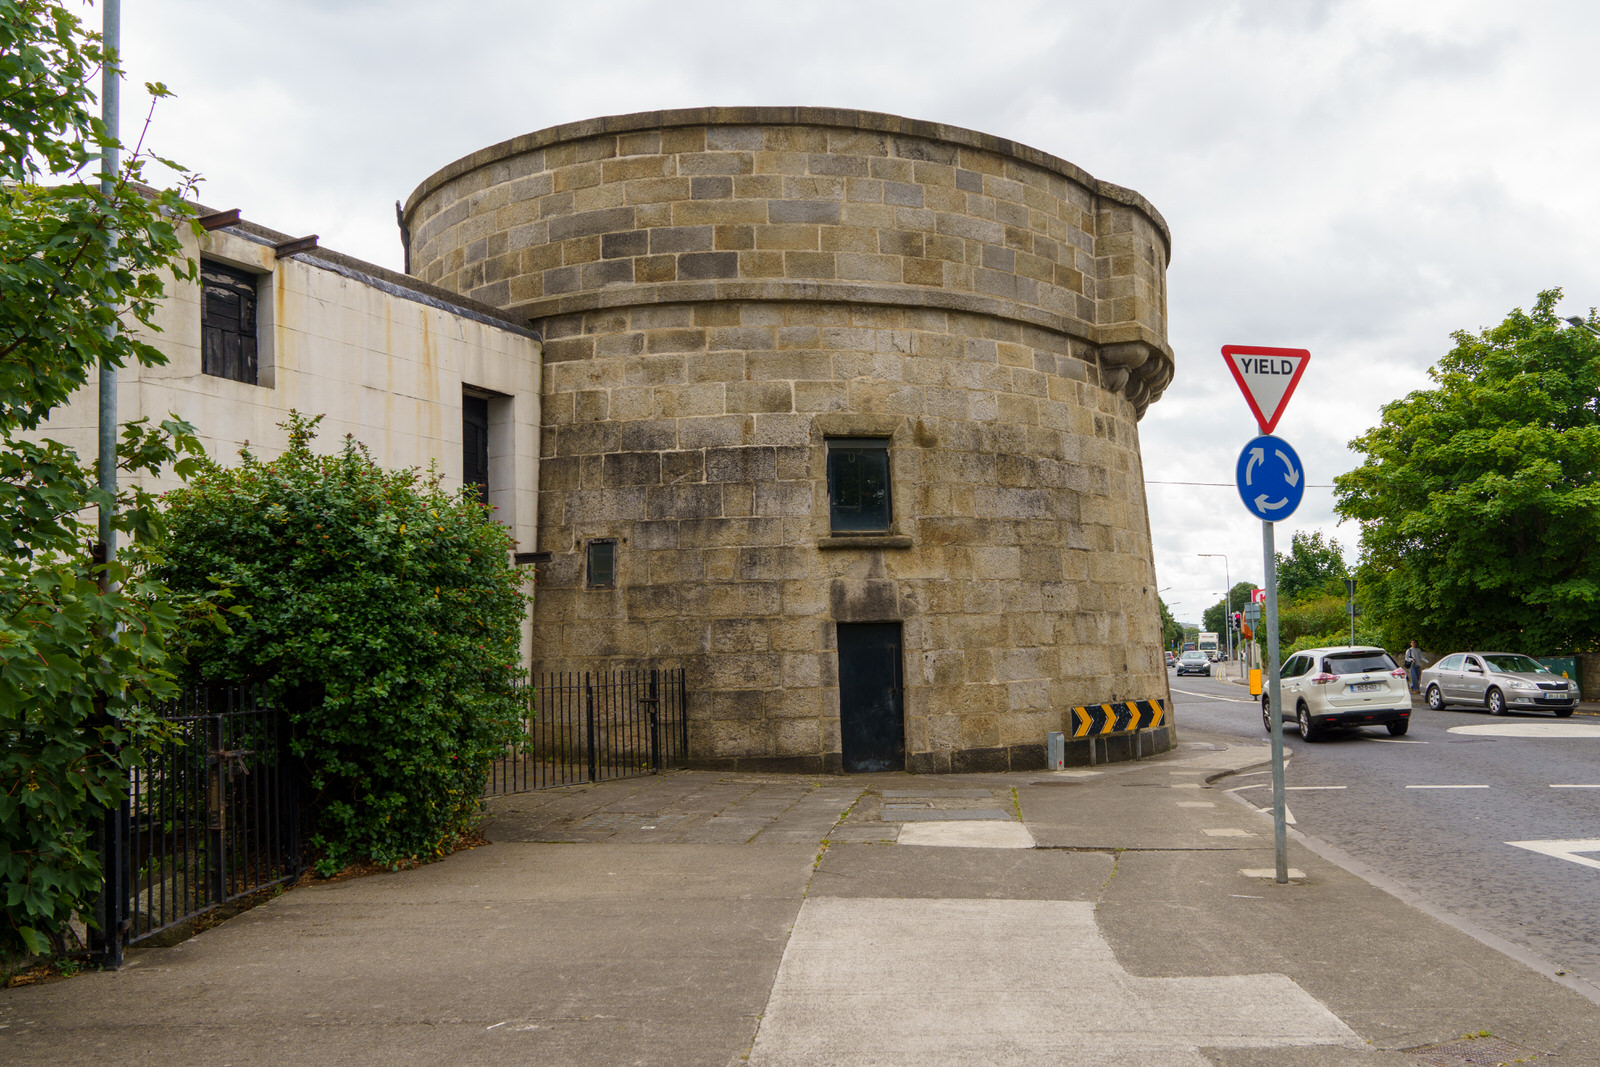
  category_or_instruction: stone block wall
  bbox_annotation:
[404,107,1173,415]
[403,109,1176,772]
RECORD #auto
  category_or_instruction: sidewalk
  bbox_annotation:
[5,732,1600,1065]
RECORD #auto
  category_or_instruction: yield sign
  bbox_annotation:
[1222,345,1310,435]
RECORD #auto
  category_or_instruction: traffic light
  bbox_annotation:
[1231,611,1242,631]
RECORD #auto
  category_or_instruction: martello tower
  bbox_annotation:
[403,107,1175,773]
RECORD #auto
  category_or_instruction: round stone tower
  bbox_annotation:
[404,107,1175,773]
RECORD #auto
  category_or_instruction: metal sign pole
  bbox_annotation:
[1262,520,1288,882]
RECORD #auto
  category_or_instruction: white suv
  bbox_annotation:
[1262,645,1412,741]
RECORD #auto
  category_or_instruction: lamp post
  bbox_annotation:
[1566,316,1600,338]
[1198,553,1230,673]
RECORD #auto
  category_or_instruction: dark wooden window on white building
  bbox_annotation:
[200,261,260,385]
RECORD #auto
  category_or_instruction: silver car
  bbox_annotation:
[1262,645,1412,741]
[1420,652,1578,716]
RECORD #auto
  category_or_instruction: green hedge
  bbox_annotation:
[157,415,529,874]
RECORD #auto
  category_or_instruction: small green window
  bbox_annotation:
[586,539,616,588]
[827,438,891,533]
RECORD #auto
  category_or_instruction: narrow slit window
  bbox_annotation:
[587,539,616,588]
[827,438,891,533]
[200,260,260,385]
[462,393,490,504]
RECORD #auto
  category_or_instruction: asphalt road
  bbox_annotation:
[1169,669,1600,989]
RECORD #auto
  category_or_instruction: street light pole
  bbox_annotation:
[1198,553,1230,674]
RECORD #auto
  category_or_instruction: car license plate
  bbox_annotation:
[1350,682,1382,693]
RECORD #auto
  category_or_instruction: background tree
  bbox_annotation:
[1,0,201,956]
[1158,596,1183,649]
[1336,290,1600,653]
[1273,530,1349,603]
[157,416,529,875]
[1202,580,1259,639]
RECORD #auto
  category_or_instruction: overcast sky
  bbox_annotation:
[118,0,1600,630]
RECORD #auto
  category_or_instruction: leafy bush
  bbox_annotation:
[157,415,529,874]
[1,0,203,956]
[1,423,206,956]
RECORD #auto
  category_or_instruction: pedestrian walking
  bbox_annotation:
[1403,640,1422,692]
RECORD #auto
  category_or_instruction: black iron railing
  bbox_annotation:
[95,688,301,966]
[486,668,688,795]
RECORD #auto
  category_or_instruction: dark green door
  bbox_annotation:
[837,623,904,772]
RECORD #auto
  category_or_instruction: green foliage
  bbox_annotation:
[1202,580,1259,639]
[1,0,201,956]
[2,4,197,433]
[1157,596,1182,649]
[1335,290,1600,653]
[1280,624,1387,661]
[1274,530,1349,603]
[157,415,530,874]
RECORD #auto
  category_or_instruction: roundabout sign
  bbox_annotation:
[1235,435,1304,522]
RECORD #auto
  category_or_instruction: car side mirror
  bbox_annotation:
[1467,664,1483,673]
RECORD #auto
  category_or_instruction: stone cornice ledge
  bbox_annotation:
[518,280,1095,343]
[405,106,1171,261]
[817,535,914,550]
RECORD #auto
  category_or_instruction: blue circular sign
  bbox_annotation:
[1236,435,1304,521]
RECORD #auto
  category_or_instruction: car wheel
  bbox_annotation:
[1297,702,1319,742]
[1555,707,1575,719]
[1262,697,1273,734]
[1425,685,1444,711]
[1386,719,1409,736]
[1487,688,1506,716]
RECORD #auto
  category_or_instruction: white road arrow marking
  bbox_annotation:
[1506,839,1600,871]
[1255,494,1288,511]
[1276,449,1300,487]
[1246,447,1264,483]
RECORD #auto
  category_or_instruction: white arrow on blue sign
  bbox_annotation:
[1235,434,1304,521]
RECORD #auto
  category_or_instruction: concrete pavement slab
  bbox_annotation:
[0,842,814,1066]
[896,821,1035,848]
[9,732,1600,1064]
[812,842,1110,901]
[746,897,1360,1066]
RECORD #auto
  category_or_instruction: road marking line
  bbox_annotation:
[1170,687,1256,704]
[1230,783,1340,793]
[1506,839,1600,871]
[1551,784,1600,789]
[1405,784,1489,789]
[1451,723,1600,738]
[1224,787,1296,824]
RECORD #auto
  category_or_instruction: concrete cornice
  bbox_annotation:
[192,199,541,340]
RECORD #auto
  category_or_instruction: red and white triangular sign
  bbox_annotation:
[1221,345,1310,434]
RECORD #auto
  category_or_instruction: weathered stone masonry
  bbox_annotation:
[403,107,1175,772]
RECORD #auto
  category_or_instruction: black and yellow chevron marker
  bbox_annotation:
[1071,699,1167,738]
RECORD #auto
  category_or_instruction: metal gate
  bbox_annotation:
[94,688,301,967]
[486,668,688,795]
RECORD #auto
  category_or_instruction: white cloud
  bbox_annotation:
[115,0,1600,630]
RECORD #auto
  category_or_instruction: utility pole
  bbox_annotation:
[1199,553,1230,674]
